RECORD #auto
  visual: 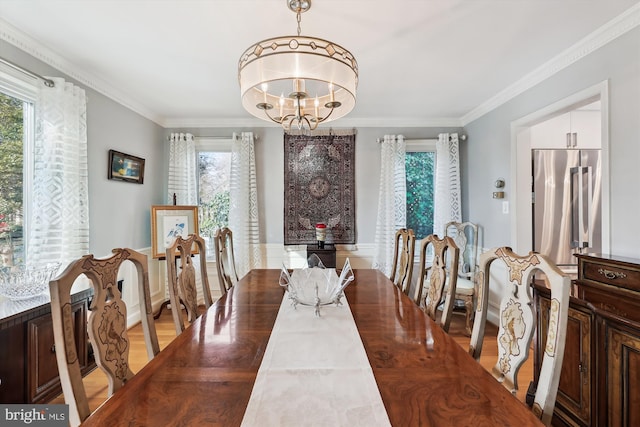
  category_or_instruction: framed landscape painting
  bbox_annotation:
[108,149,145,184]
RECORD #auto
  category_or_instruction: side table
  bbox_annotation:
[306,244,336,268]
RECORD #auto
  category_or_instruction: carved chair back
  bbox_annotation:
[470,247,570,426]
[414,234,459,331]
[444,221,478,280]
[166,233,212,334]
[445,221,479,335]
[389,228,416,296]
[214,227,239,294]
[49,248,160,427]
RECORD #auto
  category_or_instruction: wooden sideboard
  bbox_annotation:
[534,253,640,426]
[0,288,95,404]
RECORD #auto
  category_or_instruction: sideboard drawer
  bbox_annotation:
[581,262,640,291]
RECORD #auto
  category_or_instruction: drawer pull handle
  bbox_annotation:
[51,344,56,354]
[598,268,626,280]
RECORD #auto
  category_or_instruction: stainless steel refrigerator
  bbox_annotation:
[532,149,601,268]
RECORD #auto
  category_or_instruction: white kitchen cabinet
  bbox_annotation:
[530,108,601,149]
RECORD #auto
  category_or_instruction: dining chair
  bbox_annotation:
[444,221,479,335]
[389,228,416,296]
[469,247,570,426]
[214,227,239,295]
[166,233,213,334]
[414,234,459,332]
[48,248,160,427]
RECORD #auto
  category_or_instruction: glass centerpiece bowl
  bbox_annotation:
[279,255,354,316]
[0,263,61,300]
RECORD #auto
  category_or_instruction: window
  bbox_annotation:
[0,67,36,268]
[405,140,436,239]
[196,139,233,257]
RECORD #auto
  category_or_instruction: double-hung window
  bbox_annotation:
[0,64,36,267]
[405,139,436,240]
[195,138,233,257]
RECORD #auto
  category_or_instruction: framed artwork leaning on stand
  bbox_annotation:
[150,205,199,259]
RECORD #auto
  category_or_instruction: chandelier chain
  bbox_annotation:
[296,9,302,36]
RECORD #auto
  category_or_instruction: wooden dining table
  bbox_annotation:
[81,269,543,426]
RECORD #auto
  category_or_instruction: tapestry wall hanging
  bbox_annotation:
[284,132,356,245]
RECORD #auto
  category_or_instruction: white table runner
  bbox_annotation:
[240,292,392,427]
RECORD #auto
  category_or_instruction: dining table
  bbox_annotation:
[80,268,543,426]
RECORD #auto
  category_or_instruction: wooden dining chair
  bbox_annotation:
[166,233,213,334]
[445,221,479,335]
[389,228,416,296]
[49,248,160,427]
[214,227,239,295]
[414,234,459,332]
[469,247,570,426]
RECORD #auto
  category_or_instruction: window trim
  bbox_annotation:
[406,138,437,153]
[195,137,234,258]
[195,137,233,152]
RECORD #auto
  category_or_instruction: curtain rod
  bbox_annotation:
[377,134,467,143]
[168,135,260,141]
[0,57,55,87]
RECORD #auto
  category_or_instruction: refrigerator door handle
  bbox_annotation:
[571,166,591,249]
[585,166,593,247]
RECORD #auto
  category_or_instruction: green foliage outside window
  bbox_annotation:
[199,191,230,238]
[0,92,25,266]
[406,151,434,239]
[198,152,231,240]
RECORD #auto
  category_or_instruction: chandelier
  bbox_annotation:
[238,0,358,131]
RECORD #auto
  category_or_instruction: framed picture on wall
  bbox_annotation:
[108,149,145,184]
[150,205,199,258]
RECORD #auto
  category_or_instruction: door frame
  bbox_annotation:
[509,80,610,260]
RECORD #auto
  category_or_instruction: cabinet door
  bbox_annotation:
[570,110,601,149]
[27,300,88,403]
[540,296,592,426]
[606,325,640,427]
[530,113,571,149]
[0,324,26,403]
[529,110,601,149]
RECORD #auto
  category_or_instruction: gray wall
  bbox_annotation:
[463,26,640,258]
[1,40,166,257]
[168,127,462,244]
[7,24,636,258]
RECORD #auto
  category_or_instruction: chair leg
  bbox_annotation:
[463,295,474,336]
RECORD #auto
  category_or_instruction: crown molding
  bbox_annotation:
[461,3,640,126]
[0,18,163,125]
[162,116,463,129]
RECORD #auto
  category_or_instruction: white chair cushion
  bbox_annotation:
[451,276,474,296]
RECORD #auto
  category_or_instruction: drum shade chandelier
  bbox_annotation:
[238,0,358,131]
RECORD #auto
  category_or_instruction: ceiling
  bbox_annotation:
[0,0,638,128]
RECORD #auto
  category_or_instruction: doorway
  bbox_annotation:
[510,81,610,261]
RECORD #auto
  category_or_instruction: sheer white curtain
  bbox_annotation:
[372,135,406,276]
[166,132,201,300]
[167,133,197,205]
[28,77,88,266]
[433,133,461,236]
[229,132,262,277]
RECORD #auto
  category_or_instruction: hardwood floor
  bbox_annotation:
[447,310,534,404]
[48,305,534,412]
